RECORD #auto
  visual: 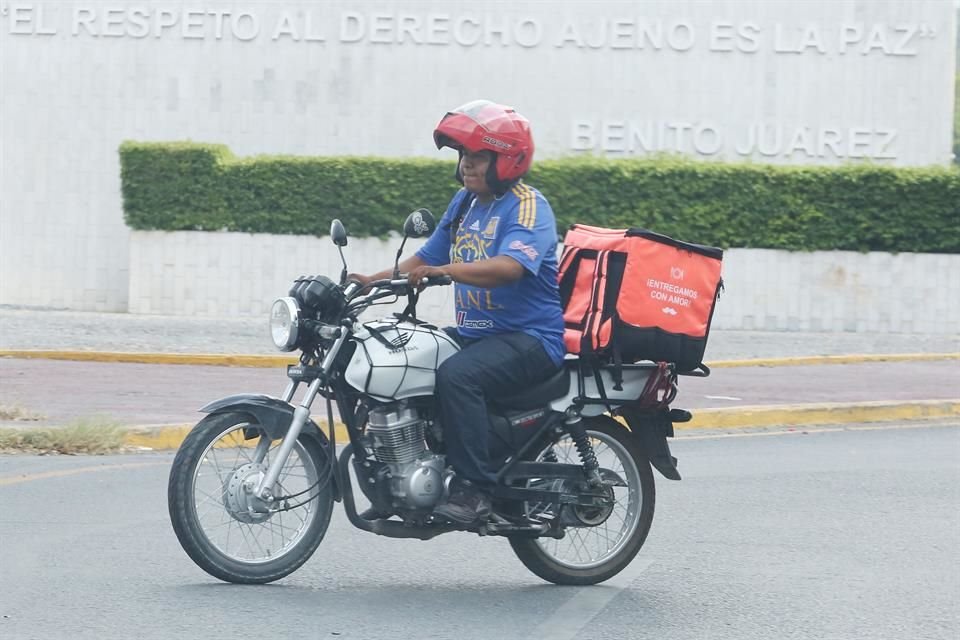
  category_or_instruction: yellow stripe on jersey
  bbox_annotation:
[512,184,537,229]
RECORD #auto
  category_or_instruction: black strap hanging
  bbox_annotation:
[397,288,421,322]
[449,192,475,248]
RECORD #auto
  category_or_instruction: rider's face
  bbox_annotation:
[459,150,495,197]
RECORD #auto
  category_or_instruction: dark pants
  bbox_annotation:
[437,330,560,488]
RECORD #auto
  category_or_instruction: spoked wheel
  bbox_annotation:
[509,416,655,585]
[168,412,334,584]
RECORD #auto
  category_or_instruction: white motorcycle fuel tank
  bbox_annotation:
[344,320,460,401]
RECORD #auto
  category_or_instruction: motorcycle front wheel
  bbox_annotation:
[509,415,655,586]
[167,412,334,584]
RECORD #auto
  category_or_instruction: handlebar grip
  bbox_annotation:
[368,275,452,290]
[420,275,453,287]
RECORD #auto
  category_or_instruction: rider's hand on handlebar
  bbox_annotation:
[407,265,451,290]
[346,273,372,287]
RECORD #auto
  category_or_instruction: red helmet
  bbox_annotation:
[433,100,535,182]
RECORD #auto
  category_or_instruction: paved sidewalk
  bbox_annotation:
[1,356,957,428]
[1,306,958,447]
[2,306,959,359]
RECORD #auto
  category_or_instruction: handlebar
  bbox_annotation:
[417,274,454,287]
[342,273,451,316]
[364,274,453,292]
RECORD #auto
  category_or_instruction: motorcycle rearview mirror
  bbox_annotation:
[330,219,348,247]
[394,209,436,278]
[403,208,436,238]
[330,219,349,284]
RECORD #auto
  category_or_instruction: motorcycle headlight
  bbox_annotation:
[270,297,300,351]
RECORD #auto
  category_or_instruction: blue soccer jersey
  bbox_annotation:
[416,184,566,366]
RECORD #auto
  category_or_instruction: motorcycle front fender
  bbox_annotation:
[201,394,306,440]
[199,393,340,499]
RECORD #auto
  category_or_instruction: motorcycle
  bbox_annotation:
[167,210,707,586]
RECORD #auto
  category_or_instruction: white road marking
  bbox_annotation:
[528,556,655,640]
[704,395,743,401]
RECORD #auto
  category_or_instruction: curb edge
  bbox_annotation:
[122,400,960,450]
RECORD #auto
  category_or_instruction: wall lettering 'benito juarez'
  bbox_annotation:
[0,1,955,312]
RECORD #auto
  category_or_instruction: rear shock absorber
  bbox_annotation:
[565,409,602,487]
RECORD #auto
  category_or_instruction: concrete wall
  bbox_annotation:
[0,0,956,313]
[128,231,960,335]
[127,230,445,320]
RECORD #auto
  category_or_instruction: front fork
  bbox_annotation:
[254,330,348,501]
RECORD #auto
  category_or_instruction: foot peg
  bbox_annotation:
[358,506,392,521]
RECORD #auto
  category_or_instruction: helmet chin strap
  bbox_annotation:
[486,160,519,196]
[483,153,522,195]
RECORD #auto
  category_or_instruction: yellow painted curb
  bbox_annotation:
[0,350,296,368]
[124,425,193,450]
[124,422,352,450]
[2,349,958,368]
[679,399,960,429]
[708,353,960,368]
[124,400,960,450]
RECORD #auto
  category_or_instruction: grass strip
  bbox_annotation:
[0,418,126,455]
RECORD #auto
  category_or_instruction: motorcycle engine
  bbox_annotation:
[366,402,447,509]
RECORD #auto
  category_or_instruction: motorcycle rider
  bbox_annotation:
[351,100,565,525]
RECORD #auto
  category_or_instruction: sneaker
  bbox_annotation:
[433,479,492,526]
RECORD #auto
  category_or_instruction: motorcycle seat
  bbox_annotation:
[494,367,570,411]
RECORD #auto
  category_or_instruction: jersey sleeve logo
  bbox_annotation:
[510,240,539,261]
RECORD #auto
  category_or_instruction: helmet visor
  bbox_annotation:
[450,100,510,127]
[435,100,523,155]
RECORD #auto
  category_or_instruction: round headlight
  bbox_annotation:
[269,297,300,351]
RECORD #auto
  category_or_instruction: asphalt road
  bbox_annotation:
[2,357,959,428]
[1,424,958,640]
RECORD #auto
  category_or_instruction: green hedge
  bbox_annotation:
[120,142,960,253]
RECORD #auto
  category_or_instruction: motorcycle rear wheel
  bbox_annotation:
[168,412,334,584]
[508,416,655,586]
